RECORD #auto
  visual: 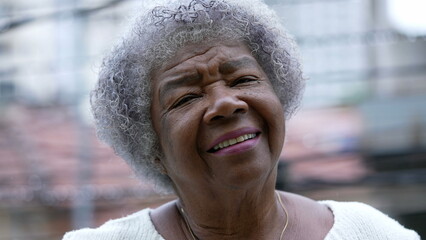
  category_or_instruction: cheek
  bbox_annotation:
[159,110,201,160]
[271,99,286,155]
[268,94,285,131]
[159,116,173,151]
[256,90,285,152]
[159,110,208,182]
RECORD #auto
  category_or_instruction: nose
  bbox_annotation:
[203,88,248,124]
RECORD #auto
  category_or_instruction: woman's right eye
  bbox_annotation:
[171,94,199,109]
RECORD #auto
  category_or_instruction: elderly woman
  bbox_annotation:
[64,0,420,239]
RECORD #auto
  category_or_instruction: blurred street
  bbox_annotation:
[1,0,425,239]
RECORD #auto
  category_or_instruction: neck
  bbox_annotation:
[174,174,287,240]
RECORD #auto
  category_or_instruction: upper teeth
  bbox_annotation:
[213,133,257,151]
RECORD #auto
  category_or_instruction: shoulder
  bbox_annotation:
[281,191,334,239]
[320,201,420,240]
[62,208,164,240]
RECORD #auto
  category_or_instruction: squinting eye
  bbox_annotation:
[171,94,200,109]
[231,77,258,87]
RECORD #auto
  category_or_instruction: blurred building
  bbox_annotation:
[0,0,138,107]
[271,0,426,235]
[1,1,168,239]
[1,0,425,239]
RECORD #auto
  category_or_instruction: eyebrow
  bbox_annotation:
[218,57,259,75]
[159,73,201,101]
[159,56,259,101]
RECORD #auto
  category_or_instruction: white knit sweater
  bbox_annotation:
[63,201,420,240]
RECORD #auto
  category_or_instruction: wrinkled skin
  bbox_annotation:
[151,42,285,192]
[150,42,333,240]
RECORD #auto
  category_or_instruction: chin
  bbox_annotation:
[218,162,276,190]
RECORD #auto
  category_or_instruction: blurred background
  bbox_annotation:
[0,0,425,239]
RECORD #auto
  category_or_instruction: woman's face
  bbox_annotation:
[150,41,285,192]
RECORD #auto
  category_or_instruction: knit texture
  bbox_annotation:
[63,201,421,240]
[62,209,164,240]
[321,201,420,240]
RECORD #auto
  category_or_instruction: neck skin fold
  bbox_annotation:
[173,167,287,240]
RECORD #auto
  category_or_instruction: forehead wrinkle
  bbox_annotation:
[200,55,222,81]
[161,45,217,73]
[156,45,256,103]
[198,49,242,81]
[156,49,217,100]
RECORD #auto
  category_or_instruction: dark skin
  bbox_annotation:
[149,41,334,239]
[152,192,333,240]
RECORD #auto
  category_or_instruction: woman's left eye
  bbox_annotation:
[231,77,258,87]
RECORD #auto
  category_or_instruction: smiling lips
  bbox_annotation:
[212,133,257,151]
[207,128,260,154]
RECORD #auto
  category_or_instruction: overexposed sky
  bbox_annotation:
[387,0,426,36]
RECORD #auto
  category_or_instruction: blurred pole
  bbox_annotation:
[55,0,94,229]
[73,109,94,229]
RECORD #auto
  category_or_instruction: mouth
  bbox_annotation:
[207,132,260,153]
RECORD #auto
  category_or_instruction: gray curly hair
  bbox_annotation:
[91,0,305,193]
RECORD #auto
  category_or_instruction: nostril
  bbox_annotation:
[204,96,249,124]
[211,115,224,121]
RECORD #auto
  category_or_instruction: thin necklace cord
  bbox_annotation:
[177,191,289,240]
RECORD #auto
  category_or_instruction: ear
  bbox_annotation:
[155,157,168,175]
